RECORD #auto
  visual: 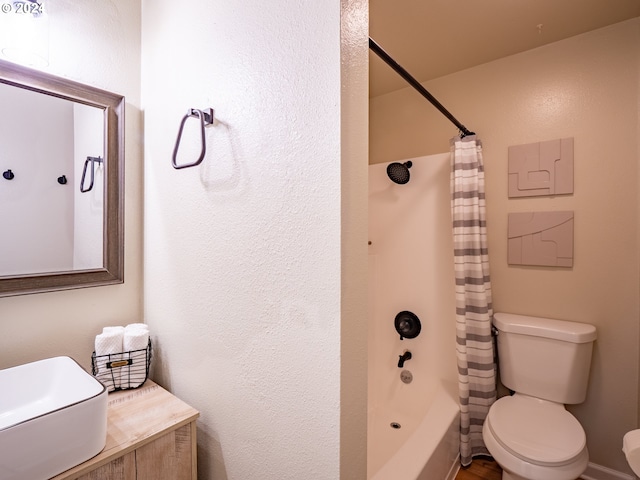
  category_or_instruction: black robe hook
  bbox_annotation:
[3,169,14,180]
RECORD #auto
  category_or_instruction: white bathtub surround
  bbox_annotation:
[368,154,459,479]
[450,136,496,465]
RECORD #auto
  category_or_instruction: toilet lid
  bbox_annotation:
[487,395,586,466]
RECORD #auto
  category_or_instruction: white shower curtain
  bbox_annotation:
[450,135,496,467]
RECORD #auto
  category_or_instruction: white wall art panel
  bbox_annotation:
[508,211,574,267]
[508,138,574,197]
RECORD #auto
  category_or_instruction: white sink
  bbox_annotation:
[0,356,107,480]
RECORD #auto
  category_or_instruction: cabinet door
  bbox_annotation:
[76,452,136,480]
[135,423,194,480]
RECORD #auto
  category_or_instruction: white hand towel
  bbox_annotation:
[95,328,124,390]
[95,328,124,356]
[124,327,149,351]
[123,324,150,388]
[125,323,149,333]
[102,325,126,336]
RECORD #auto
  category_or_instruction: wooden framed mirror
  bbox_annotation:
[0,59,124,296]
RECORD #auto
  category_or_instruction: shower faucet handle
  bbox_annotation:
[398,350,412,368]
[394,311,422,340]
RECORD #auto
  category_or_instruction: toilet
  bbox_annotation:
[483,313,597,480]
[623,429,640,476]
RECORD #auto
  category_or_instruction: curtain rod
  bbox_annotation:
[369,37,474,137]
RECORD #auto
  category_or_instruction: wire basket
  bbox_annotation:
[91,339,152,392]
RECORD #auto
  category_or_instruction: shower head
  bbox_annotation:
[386,161,412,184]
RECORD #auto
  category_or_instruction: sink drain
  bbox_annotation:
[390,422,401,429]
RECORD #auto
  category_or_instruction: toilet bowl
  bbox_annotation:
[485,313,597,480]
[623,430,640,476]
[483,394,588,480]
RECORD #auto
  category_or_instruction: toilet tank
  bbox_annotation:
[494,313,597,404]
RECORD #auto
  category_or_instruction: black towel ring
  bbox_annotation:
[172,107,215,170]
[80,156,103,193]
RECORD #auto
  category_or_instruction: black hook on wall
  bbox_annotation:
[57,175,67,185]
[3,169,15,180]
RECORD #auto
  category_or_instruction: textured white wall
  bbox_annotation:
[142,1,367,479]
[0,0,143,371]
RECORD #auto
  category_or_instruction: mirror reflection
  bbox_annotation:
[0,82,105,276]
[0,58,124,297]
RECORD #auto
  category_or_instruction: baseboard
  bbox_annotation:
[581,462,636,480]
[446,453,460,480]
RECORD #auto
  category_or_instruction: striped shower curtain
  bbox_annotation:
[450,136,496,466]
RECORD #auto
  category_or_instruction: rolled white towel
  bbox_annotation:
[102,325,125,336]
[123,324,150,388]
[124,326,149,351]
[95,327,124,356]
[95,327,124,390]
[125,323,149,333]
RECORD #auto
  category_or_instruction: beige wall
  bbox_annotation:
[0,1,143,372]
[341,0,370,477]
[370,18,640,474]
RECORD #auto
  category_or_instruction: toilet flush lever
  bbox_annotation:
[398,350,412,368]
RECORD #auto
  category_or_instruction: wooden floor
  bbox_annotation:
[455,457,502,480]
[455,458,582,480]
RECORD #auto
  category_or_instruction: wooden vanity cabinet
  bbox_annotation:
[51,381,199,480]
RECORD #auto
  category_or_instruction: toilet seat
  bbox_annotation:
[486,395,586,466]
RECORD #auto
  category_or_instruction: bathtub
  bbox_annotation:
[367,379,460,480]
[368,154,460,480]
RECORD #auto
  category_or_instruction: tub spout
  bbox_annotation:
[398,351,412,368]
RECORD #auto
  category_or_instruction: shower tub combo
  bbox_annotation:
[368,154,460,480]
